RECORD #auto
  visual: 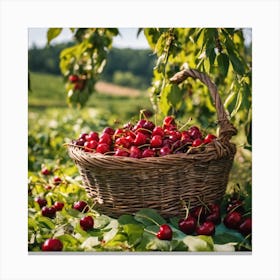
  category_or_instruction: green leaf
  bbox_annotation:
[217,53,229,78]
[47,28,62,45]
[118,214,139,225]
[183,235,214,252]
[228,51,245,75]
[134,208,166,226]
[122,224,144,246]
[230,90,243,117]
[168,84,182,107]
[36,216,55,229]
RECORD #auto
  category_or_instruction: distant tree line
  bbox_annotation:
[28,43,156,89]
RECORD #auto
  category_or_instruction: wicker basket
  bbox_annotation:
[67,68,237,218]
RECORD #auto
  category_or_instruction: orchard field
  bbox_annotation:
[28,71,252,252]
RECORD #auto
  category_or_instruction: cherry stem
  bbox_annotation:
[135,127,152,134]
[196,196,210,212]
[143,228,157,236]
[178,117,192,131]
[135,214,161,227]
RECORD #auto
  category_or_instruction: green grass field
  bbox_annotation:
[29,72,153,121]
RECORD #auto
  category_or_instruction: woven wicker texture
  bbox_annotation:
[67,68,237,218]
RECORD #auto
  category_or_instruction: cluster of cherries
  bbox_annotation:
[68,74,86,91]
[72,116,217,158]
[41,200,94,251]
[156,198,252,241]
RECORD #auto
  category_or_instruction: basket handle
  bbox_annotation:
[169,68,237,140]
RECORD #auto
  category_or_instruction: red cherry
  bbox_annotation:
[196,221,215,235]
[142,120,155,131]
[114,128,125,138]
[178,216,197,234]
[152,126,165,137]
[34,197,47,208]
[84,140,98,152]
[226,200,245,214]
[223,211,242,229]
[133,132,147,146]
[68,75,79,83]
[74,138,85,147]
[129,146,142,158]
[159,145,171,156]
[188,126,202,140]
[115,137,131,149]
[80,216,94,231]
[79,133,88,140]
[114,149,129,157]
[99,133,112,145]
[142,148,156,158]
[86,131,99,142]
[41,206,56,219]
[102,127,115,135]
[156,224,173,240]
[53,201,64,211]
[192,138,203,147]
[42,238,63,251]
[163,116,175,127]
[53,176,62,185]
[150,135,163,148]
[41,167,51,176]
[239,217,252,236]
[205,211,221,225]
[191,206,208,222]
[73,201,89,212]
[203,134,217,144]
[96,143,110,154]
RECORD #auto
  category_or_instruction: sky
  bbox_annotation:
[28,28,150,49]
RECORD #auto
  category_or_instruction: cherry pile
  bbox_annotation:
[177,198,251,237]
[72,116,217,158]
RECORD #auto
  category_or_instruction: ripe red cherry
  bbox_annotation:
[68,74,79,83]
[133,132,147,146]
[96,143,110,154]
[41,167,51,175]
[150,135,163,148]
[205,211,221,224]
[115,137,131,148]
[53,176,62,185]
[178,216,197,234]
[34,197,47,208]
[79,133,88,140]
[142,148,156,158]
[192,138,203,147]
[41,206,56,219]
[102,127,115,135]
[223,211,242,229]
[53,201,64,211]
[226,200,245,214]
[163,116,175,127]
[239,217,252,236]
[84,140,98,152]
[152,126,165,137]
[129,146,142,158]
[191,206,208,222]
[203,134,217,144]
[75,138,85,147]
[80,216,94,231]
[142,120,155,131]
[156,224,173,240]
[73,201,89,212]
[114,149,129,157]
[99,133,112,145]
[196,221,215,236]
[159,145,171,156]
[86,131,99,142]
[42,238,63,251]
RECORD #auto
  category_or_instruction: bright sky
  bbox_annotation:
[28,28,150,49]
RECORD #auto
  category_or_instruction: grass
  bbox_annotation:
[29,72,153,121]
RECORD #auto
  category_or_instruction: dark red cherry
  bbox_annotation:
[196,221,215,236]
[223,211,242,229]
[156,224,173,240]
[178,216,197,234]
[80,216,94,231]
[239,217,252,236]
[42,238,63,251]
[73,201,89,212]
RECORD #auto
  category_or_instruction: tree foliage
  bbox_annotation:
[46,27,252,146]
